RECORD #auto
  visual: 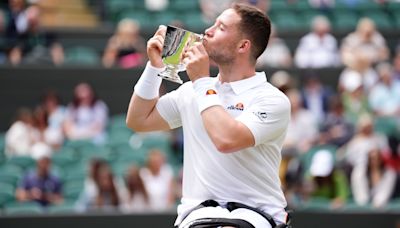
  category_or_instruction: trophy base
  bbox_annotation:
[158,69,183,84]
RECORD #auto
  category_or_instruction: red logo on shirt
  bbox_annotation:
[206,89,217,95]
[235,103,244,110]
[227,103,244,111]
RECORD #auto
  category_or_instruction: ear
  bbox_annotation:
[238,39,251,54]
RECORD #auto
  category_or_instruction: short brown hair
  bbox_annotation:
[232,3,271,62]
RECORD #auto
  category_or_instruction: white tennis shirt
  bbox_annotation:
[153,68,290,225]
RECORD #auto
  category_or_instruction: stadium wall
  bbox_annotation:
[0,211,399,228]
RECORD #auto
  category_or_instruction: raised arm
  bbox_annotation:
[126,26,170,132]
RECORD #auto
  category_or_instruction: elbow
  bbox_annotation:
[126,118,144,132]
[213,138,236,154]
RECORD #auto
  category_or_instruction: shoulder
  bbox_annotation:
[254,82,291,112]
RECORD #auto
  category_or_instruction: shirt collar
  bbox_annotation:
[217,72,267,95]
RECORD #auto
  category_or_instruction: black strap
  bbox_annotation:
[226,202,277,228]
[178,199,289,228]
[188,218,255,228]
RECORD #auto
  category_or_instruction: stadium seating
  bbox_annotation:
[47,200,77,214]
[3,202,43,215]
[64,46,100,66]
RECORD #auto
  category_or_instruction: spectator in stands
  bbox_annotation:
[269,70,295,94]
[92,163,121,211]
[393,52,400,80]
[339,70,371,125]
[0,9,7,64]
[368,62,400,118]
[76,159,123,212]
[63,82,108,144]
[283,89,319,155]
[121,165,150,212]
[32,105,63,152]
[294,15,339,68]
[76,158,105,212]
[238,0,270,12]
[256,24,292,68]
[8,5,64,66]
[145,0,169,12]
[351,146,397,208]
[5,107,40,157]
[281,89,318,187]
[15,145,63,207]
[339,52,379,93]
[199,0,234,24]
[344,114,388,172]
[319,96,354,148]
[308,0,335,11]
[5,0,28,42]
[300,72,333,124]
[102,19,146,69]
[140,149,176,211]
[41,90,66,150]
[341,18,389,68]
[307,149,349,209]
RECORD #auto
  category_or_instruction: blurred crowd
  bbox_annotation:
[0,0,400,215]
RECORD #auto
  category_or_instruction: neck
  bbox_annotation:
[217,59,256,83]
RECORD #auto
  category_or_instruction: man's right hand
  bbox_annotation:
[147,25,167,68]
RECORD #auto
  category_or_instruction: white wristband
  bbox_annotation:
[193,77,222,113]
[134,62,164,100]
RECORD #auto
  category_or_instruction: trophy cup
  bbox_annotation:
[158,25,203,84]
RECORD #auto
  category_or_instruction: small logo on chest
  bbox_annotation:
[227,103,244,111]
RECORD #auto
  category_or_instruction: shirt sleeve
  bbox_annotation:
[236,93,290,146]
[156,85,184,129]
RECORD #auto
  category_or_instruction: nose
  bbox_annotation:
[204,25,214,37]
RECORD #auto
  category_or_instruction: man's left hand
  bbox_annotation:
[182,42,210,82]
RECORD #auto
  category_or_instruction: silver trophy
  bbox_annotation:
[158,25,203,84]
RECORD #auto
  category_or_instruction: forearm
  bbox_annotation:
[126,62,170,132]
[201,106,254,153]
[193,78,254,153]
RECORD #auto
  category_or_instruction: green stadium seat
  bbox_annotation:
[4,202,43,215]
[182,11,209,32]
[361,10,393,30]
[108,129,132,146]
[63,180,84,201]
[394,12,400,29]
[6,156,35,171]
[373,117,398,137]
[117,10,156,29]
[274,11,303,31]
[47,200,77,214]
[356,1,381,11]
[64,46,100,66]
[52,151,78,169]
[0,132,5,153]
[105,0,137,22]
[386,198,400,211]
[300,197,331,211]
[109,114,127,129]
[0,183,16,208]
[0,170,21,187]
[332,11,359,31]
[156,12,178,27]
[270,0,289,12]
[170,0,200,12]
[341,202,374,212]
[301,12,325,30]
